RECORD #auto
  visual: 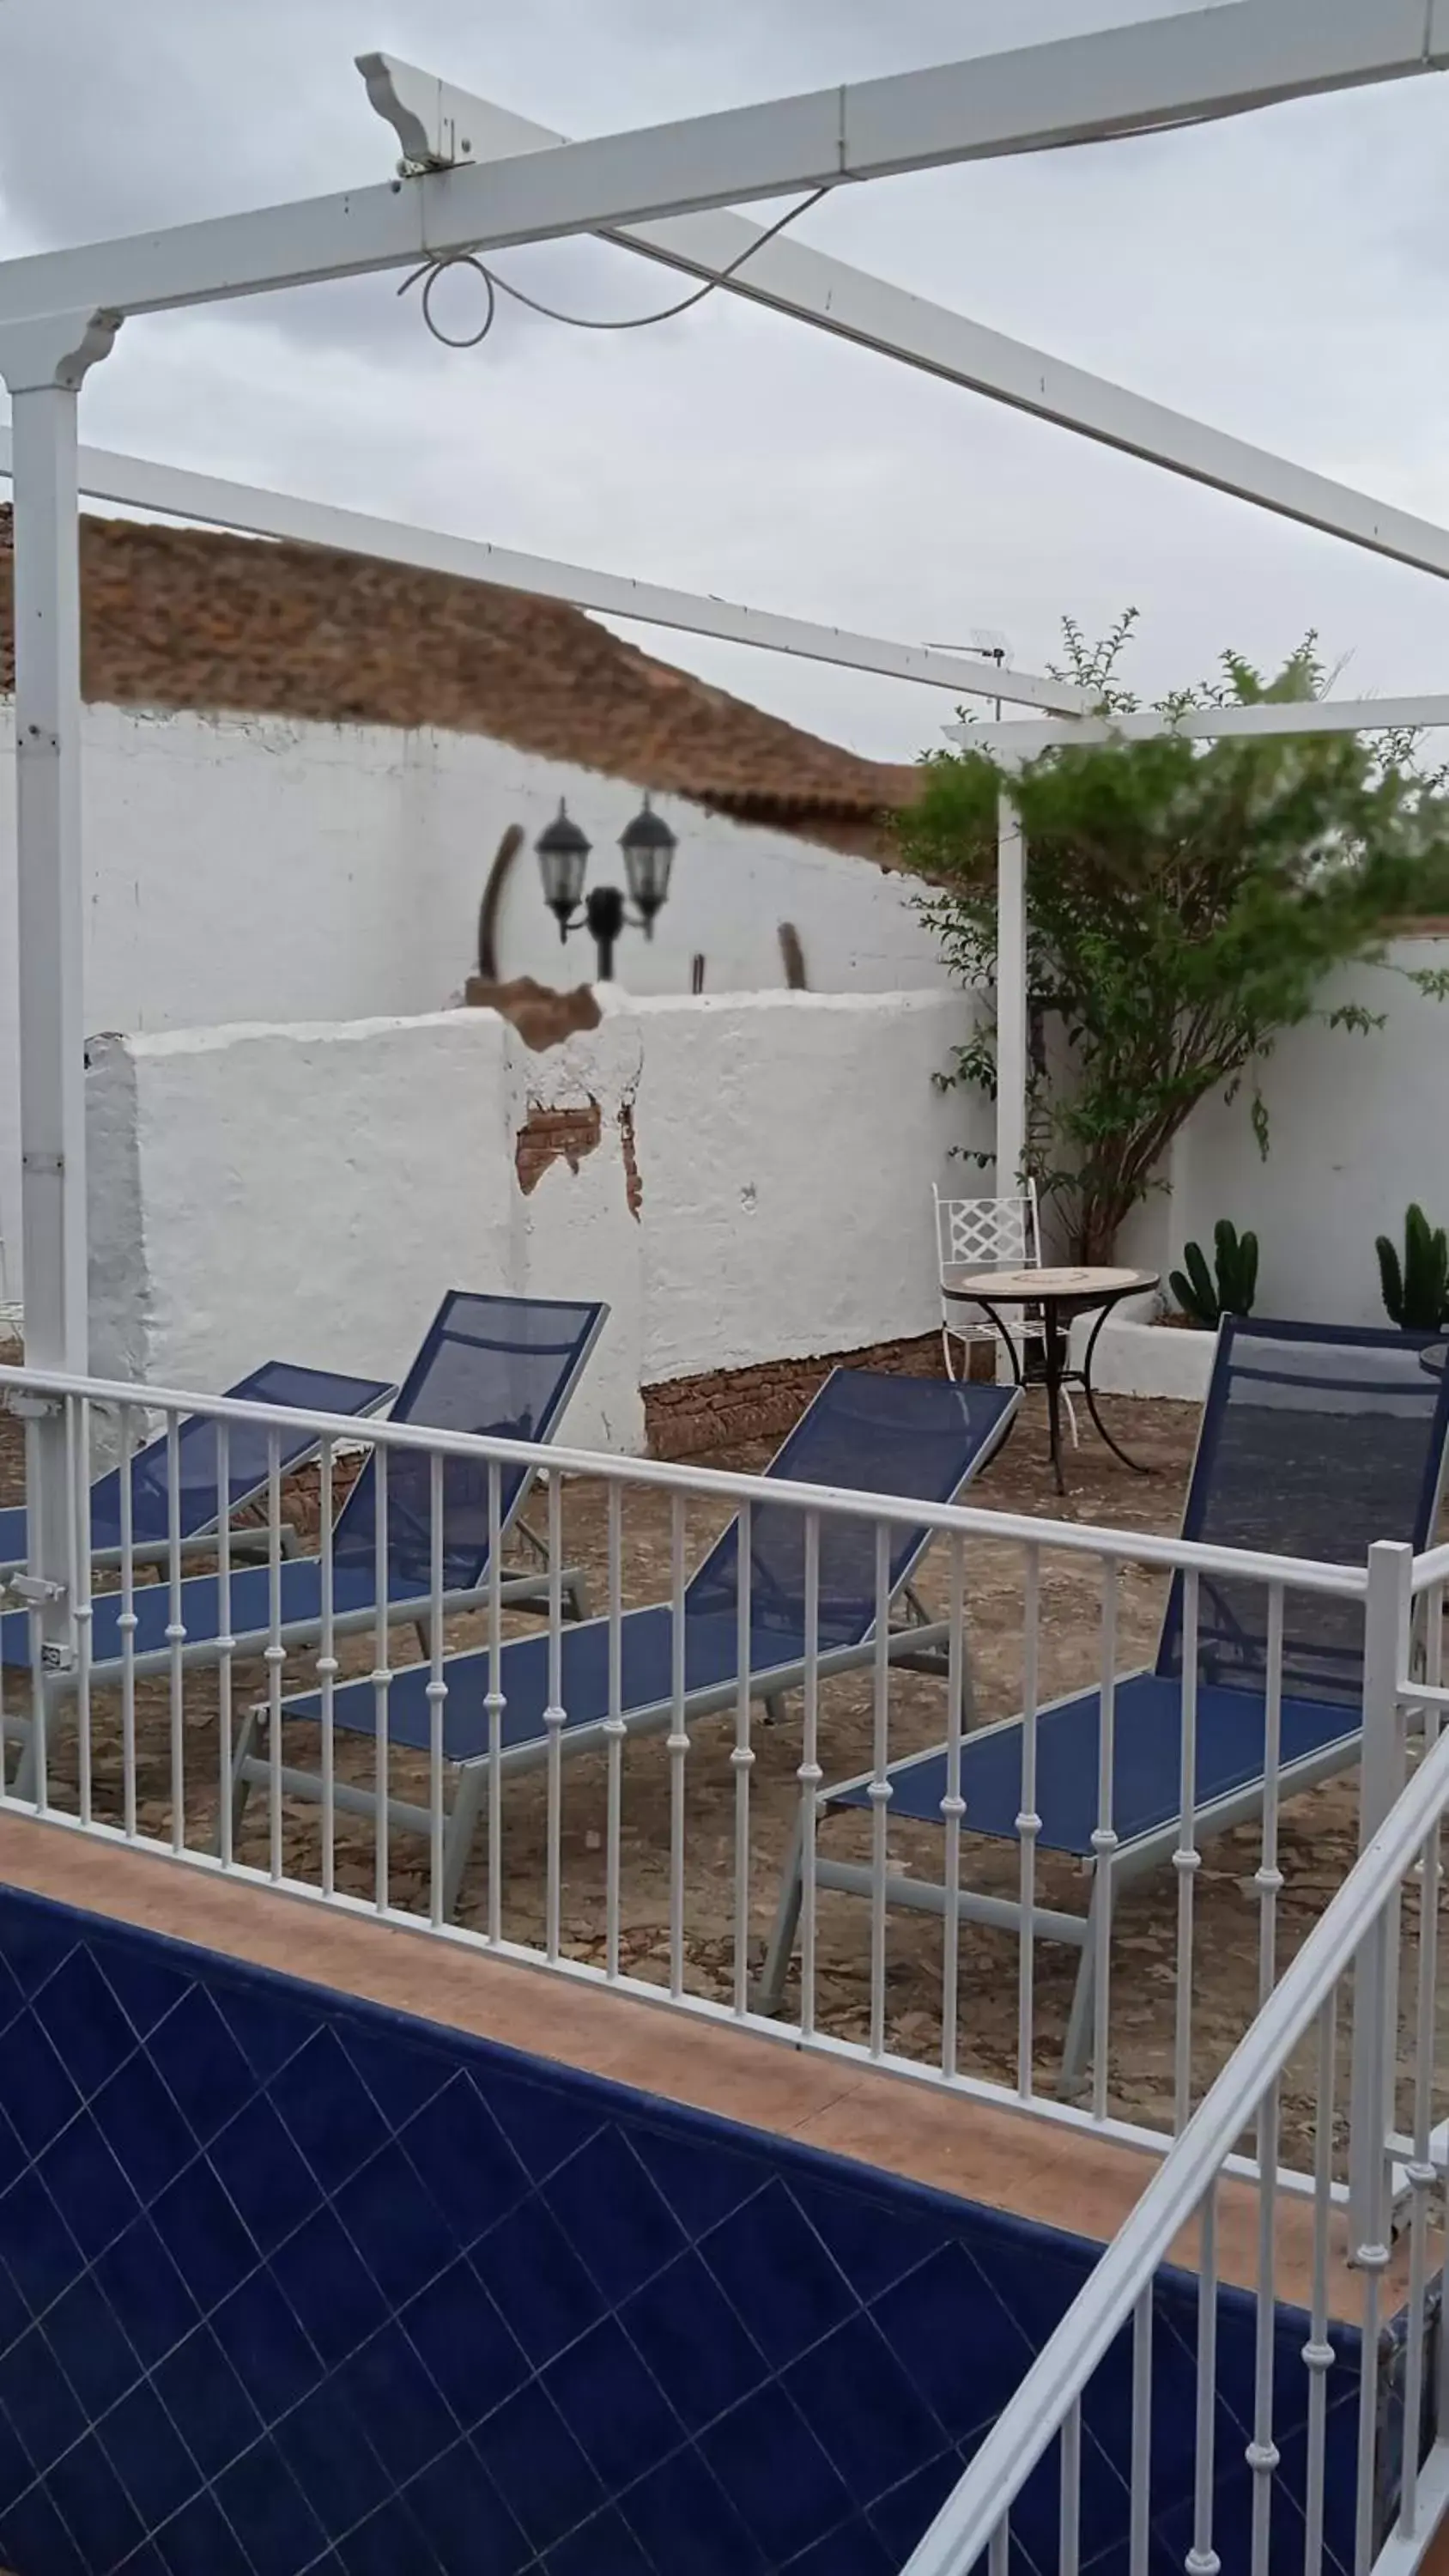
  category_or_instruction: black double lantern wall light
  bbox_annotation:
[535,798,678,981]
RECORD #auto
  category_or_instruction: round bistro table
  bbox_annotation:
[940,1264,1161,1493]
[1421,1343,1447,1378]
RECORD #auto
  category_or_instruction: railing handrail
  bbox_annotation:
[898,1716,1449,2576]
[1410,1536,1449,1594]
[0,1358,1369,1595]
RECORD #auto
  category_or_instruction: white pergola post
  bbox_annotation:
[994,781,1030,1386]
[996,783,1028,1201]
[0,309,118,1667]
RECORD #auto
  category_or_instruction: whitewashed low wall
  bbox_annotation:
[0,701,948,1316]
[86,989,980,1453]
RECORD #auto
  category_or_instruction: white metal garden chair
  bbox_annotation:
[931,1181,1079,1442]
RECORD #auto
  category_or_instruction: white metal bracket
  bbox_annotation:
[1,1571,78,1671]
[0,308,121,398]
[3,1571,66,1607]
[1390,2120,1449,2218]
[356,53,483,175]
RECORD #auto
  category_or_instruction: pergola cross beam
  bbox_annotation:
[355,53,1449,590]
[957,693,1449,758]
[0,0,1444,326]
[0,428,1088,717]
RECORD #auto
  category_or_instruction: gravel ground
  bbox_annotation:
[2,1386,1443,2172]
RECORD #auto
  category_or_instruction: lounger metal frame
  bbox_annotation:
[758,1318,1449,2095]
[1,1301,608,1800]
[0,1367,396,1582]
[232,1380,1022,1919]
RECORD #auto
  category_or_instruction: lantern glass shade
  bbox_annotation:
[620,799,677,921]
[536,803,591,919]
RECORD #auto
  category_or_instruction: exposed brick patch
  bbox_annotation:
[644,1332,994,1458]
[515,1102,602,1195]
[464,977,602,1051]
[619,1103,643,1221]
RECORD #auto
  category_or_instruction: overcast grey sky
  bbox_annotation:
[2,0,1446,760]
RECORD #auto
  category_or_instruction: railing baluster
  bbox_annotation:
[1187,2184,1220,2576]
[1351,1905,1397,2576]
[1173,1567,1201,2131]
[118,1401,137,1840]
[1301,1993,1337,2576]
[373,1445,391,1915]
[167,1409,185,1852]
[1091,1556,1120,2123]
[317,1434,336,1899]
[942,1529,967,2082]
[21,1398,49,1815]
[485,1458,505,1950]
[1257,1583,1286,2010]
[1250,2069,1282,2576]
[216,1417,233,1867]
[731,1495,754,2020]
[427,1448,447,1929]
[1423,1578,1446,2455]
[265,1426,283,1883]
[1059,2393,1082,2576]
[1397,1807,1441,2552]
[868,1516,892,2063]
[1130,2286,1153,2576]
[1016,1540,1040,2099]
[667,1489,688,2001]
[1432,1585,1449,2460]
[798,1509,822,2042]
[71,1394,93,1829]
[0,1461,7,1807]
[544,1469,566,1965]
[605,1476,625,1986]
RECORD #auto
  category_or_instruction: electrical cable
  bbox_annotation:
[397,185,830,349]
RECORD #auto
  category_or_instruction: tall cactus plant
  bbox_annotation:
[1170,1219,1260,1330]
[1376,1205,1449,1333]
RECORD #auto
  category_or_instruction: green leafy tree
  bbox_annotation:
[901,615,1449,1261]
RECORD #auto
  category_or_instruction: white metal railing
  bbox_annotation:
[0,1361,1431,2198]
[900,1566,1449,2576]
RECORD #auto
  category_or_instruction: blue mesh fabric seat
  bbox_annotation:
[759,1320,1449,2093]
[1,1293,606,1705]
[253,1370,1021,1917]
[0,1360,394,1581]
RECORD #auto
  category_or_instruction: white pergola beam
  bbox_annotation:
[0,428,1088,717]
[1,2,1446,326]
[360,59,1449,590]
[955,694,1449,756]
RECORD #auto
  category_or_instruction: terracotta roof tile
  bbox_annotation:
[0,507,919,857]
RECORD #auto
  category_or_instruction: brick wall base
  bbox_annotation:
[643,1330,995,1459]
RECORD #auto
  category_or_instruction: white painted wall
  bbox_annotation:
[1118,936,1449,1328]
[0,698,945,1315]
[85,989,980,1453]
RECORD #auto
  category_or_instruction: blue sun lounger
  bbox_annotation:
[1,1293,607,1729]
[758,1319,1449,2093]
[0,1360,395,1585]
[242,1370,1021,1918]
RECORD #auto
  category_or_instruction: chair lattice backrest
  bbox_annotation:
[933,1184,1040,1280]
[1156,1318,1449,1708]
